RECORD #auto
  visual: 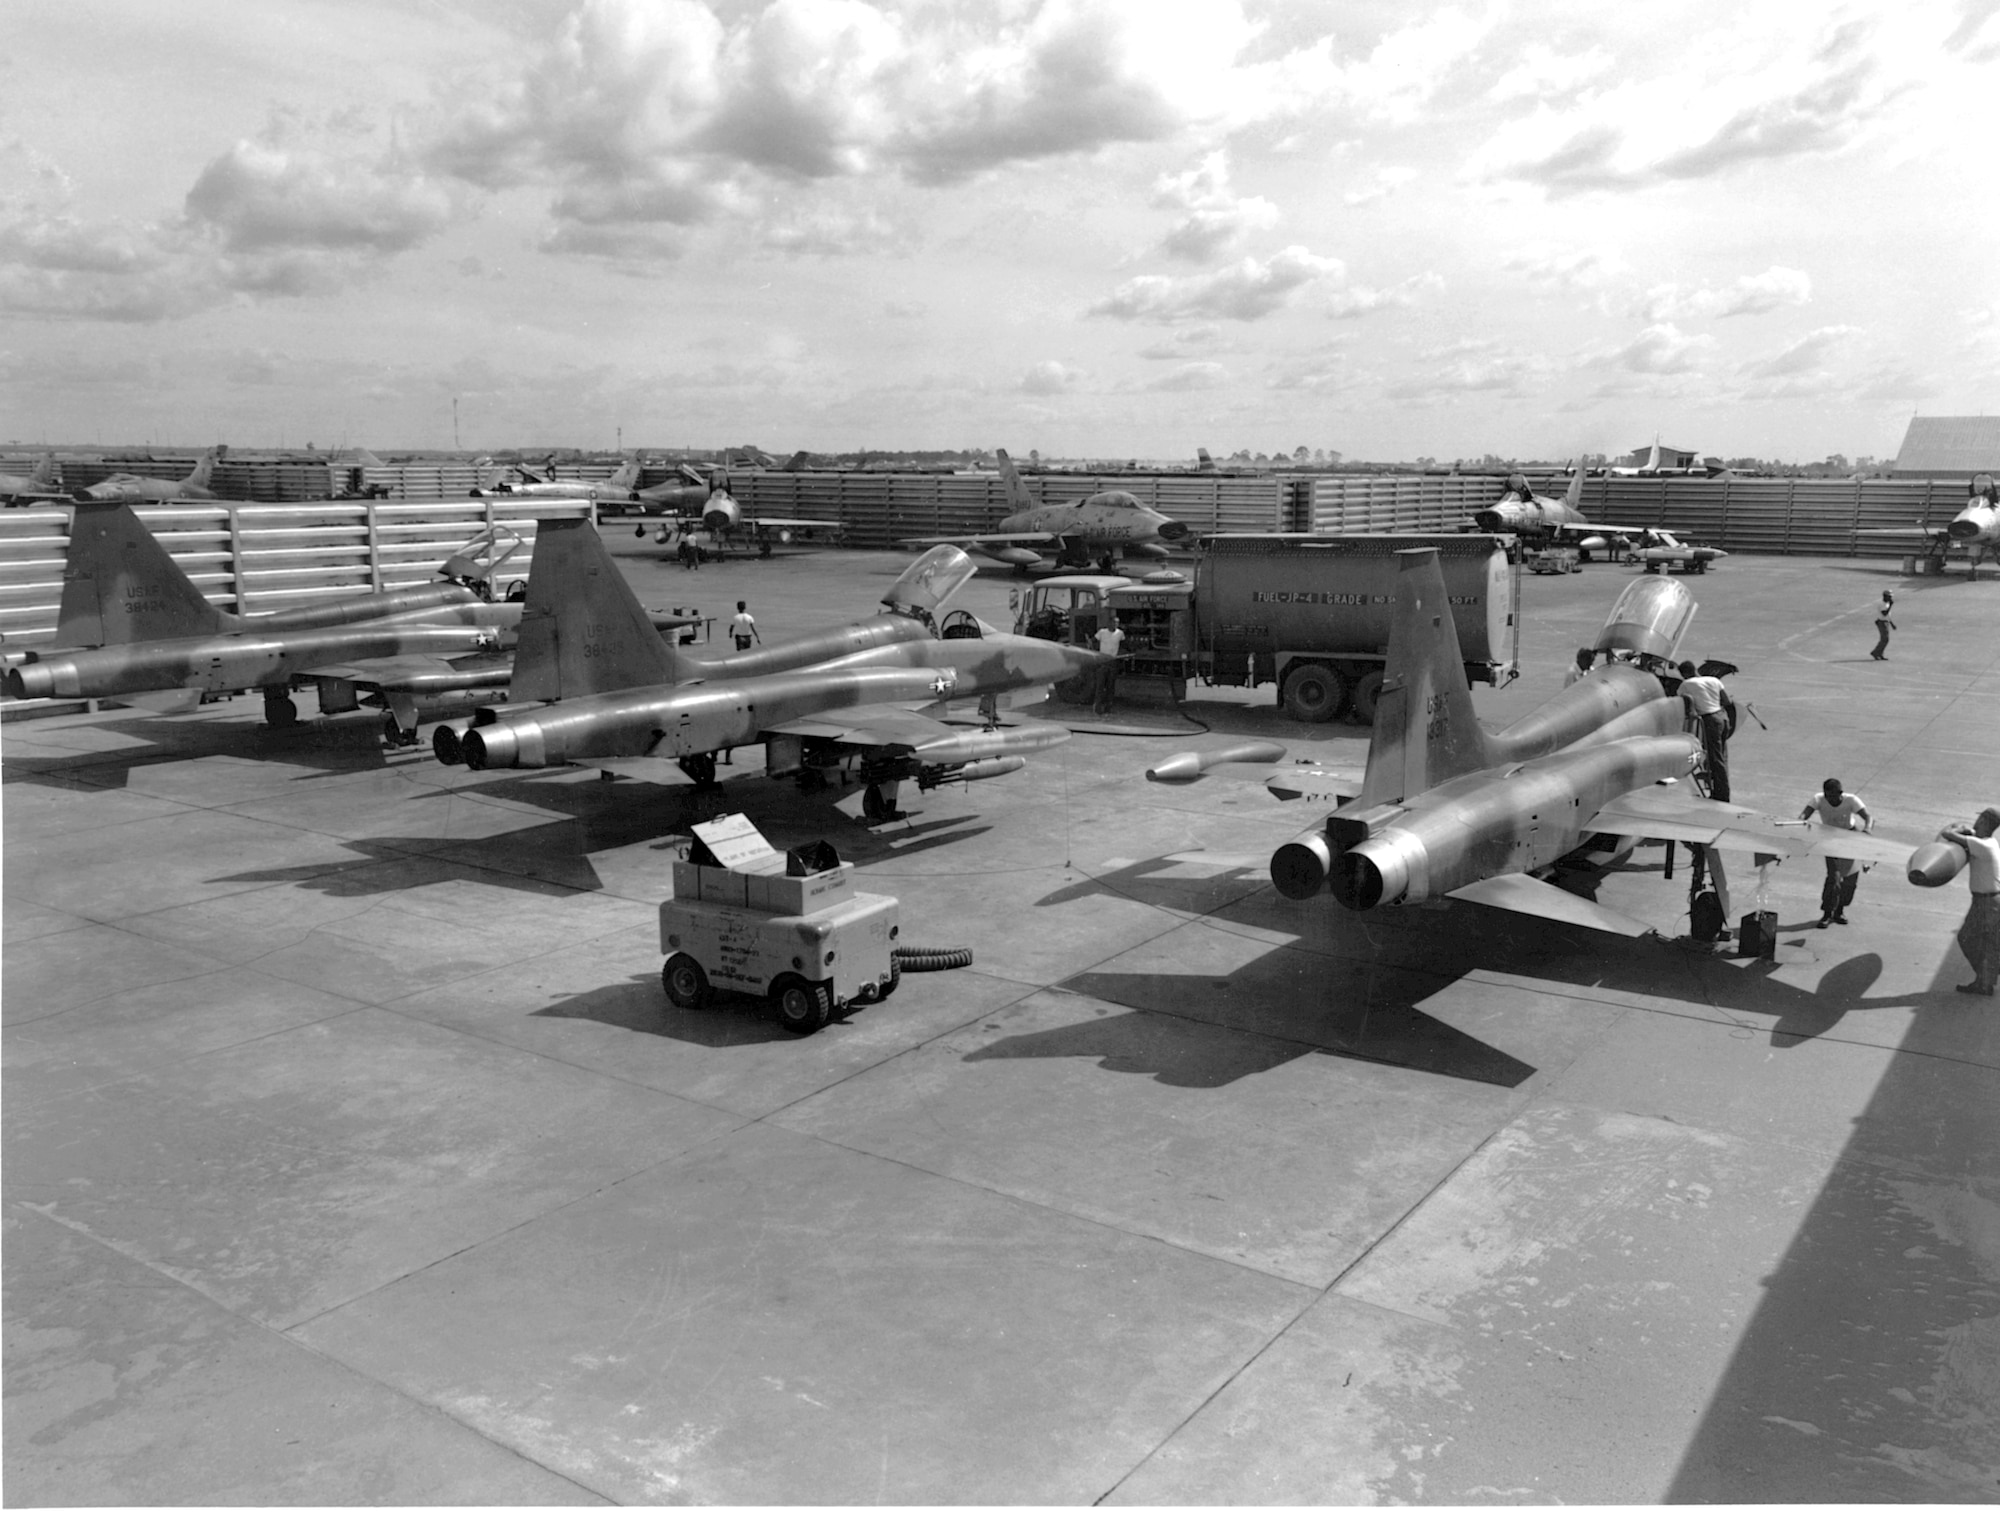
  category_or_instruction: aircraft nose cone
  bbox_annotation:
[1157,519,1191,541]
[1949,517,1980,540]
[1472,510,1505,533]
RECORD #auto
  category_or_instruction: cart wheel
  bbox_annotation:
[773,977,832,1034]
[662,953,711,1009]
[263,690,297,727]
[875,973,900,1002]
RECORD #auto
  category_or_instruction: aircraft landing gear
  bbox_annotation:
[862,782,904,823]
[678,752,719,787]
[262,687,297,727]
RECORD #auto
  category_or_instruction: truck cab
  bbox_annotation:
[1014,574,1130,647]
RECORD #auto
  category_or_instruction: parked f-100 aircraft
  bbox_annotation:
[82,448,223,503]
[441,521,1096,821]
[1,498,526,731]
[898,449,1190,572]
[1860,473,2000,579]
[1252,549,1913,936]
[473,456,641,500]
[0,452,71,505]
[1470,466,1643,559]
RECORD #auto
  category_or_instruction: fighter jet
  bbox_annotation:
[473,456,641,501]
[1619,526,1727,574]
[1257,549,1912,936]
[1470,465,1642,560]
[1859,473,2000,579]
[445,520,1096,821]
[82,447,223,503]
[0,452,71,505]
[897,449,1190,573]
[2,497,527,731]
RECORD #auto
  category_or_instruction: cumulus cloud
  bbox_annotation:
[1609,323,1716,375]
[1386,342,1554,401]
[1020,359,1083,394]
[1327,271,1442,318]
[1471,14,1908,193]
[1328,7,1495,125]
[1146,360,1228,391]
[1265,346,1360,395]
[1137,324,1222,359]
[1506,245,1628,301]
[1488,43,1614,104]
[184,139,453,255]
[419,0,1352,254]
[1151,152,1278,262]
[1341,166,1416,206]
[1641,266,1812,322]
[1090,245,1343,323]
[1740,324,1860,378]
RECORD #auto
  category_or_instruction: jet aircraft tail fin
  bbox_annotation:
[186,447,221,490]
[1357,547,1495,806]
[603,457,641,493]
[56,500,232,647]
[506,517,683,703]
[1197,447,1216,472]
[995,449,1036,516]
[30,452,61,487]
[1563,461,1584,511]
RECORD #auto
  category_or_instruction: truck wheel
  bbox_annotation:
[1348,670,1386,725]
[1282,663,1346,724]
[662,953,711,1009]
[773,977,832,1034]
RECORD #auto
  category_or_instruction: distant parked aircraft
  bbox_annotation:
[1859,473,2000,580]
[898,449,1189,572]
[0,452,70,505]
[474,456,641,501]
[1471,466,1642,558]
[82,448,223,503]
[1620,527,1728,574]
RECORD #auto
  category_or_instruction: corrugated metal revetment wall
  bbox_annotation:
[0,500,588,653]
[724,471,1291,546]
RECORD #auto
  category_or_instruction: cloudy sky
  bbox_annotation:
[3,0,1995,462]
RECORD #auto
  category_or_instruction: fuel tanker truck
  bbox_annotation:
[1012,533,1519,723]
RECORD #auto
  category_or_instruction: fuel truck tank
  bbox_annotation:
[1193,534,1515,674]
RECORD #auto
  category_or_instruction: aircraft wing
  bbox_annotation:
[1263,763,1365,803]
[1584,789,1918,866]
[293,653,514,694]
[1856,526,1951,546]
[760,703,958,751]
[1445,873,1657,938]
[895,532,1059,549]
[742,517,842,533]
[1562,519,1648,537]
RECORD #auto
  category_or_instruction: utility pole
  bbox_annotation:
[453,396,460,451]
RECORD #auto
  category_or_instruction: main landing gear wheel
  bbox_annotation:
[263,690,297,727]
[382,716,417,748]
[773,977,833,1033]
[862,783,900,822]
[1282,663,1346,724]
[678,752,717,787]
[662,953,712,1009]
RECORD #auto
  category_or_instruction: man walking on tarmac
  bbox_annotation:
[1092,620,1124,715]
[729,601,761,651]
[1803,778,1872,927]
[1871,590,1896,659]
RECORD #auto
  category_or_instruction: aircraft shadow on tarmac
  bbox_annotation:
[996,850,1958,1084]
[14,708,412,788]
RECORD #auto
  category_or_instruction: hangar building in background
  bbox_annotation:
[1889,414,2000,478]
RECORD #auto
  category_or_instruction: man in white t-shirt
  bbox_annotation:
[1941,806,2000,997]
[1091,622,1124,714]
[1802,778,1872,927]
[729,601,760,651]
[1677,661,1732,801]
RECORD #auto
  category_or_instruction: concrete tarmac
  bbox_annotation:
[5,543,1997,1505]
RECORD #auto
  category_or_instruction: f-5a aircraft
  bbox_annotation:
[1187,549,1912,937]
[1860,473,2000,579]
[0,452,71,505]
[82,448,223,503]
[2,498,526,733]
[473,457,642,501]
[898,449,1189,572]
[440,523,1097,821]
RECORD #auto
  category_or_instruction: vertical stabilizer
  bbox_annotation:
[30,452,60,487]
[55,501,231,647]
[1562,461,1583,511]
[603,457,640,494]
[1357,548,1495,806]
[186,448,220,490]
[995,449,1036,516]
[508,518,684,702]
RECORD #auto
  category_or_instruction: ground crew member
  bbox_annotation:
[1871,591,1896,660]
[1092,620,1124,715]
[1940,807,2000,998]
[1564,647,1596,686]
[1676,661,1732,802]
[729,600,760,650]
[1802,778,1872,927]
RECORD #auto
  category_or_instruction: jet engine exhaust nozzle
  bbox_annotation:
[461,726,518,769]
[1327,832,1426,911]
[1270,826,1334,900]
